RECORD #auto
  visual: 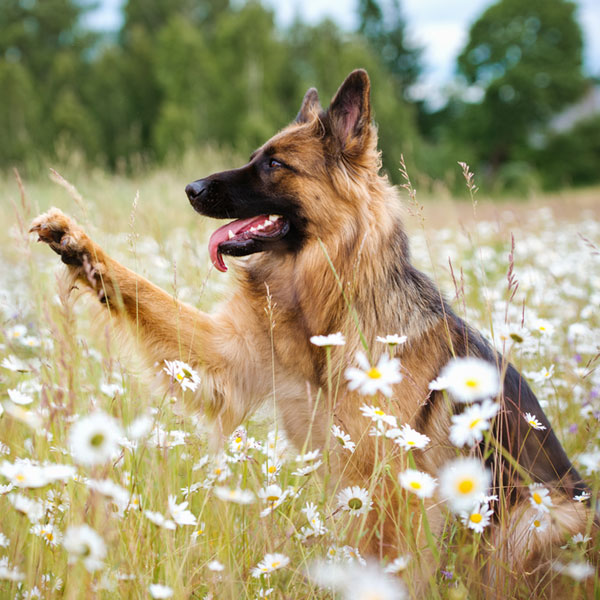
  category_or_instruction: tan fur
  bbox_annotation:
[30,71,595,596]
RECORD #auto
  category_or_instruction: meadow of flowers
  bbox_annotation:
[0,166,598,599]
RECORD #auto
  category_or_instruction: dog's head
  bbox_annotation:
[186,69,379,272]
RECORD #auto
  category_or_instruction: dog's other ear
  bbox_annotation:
[295,87,321,124]
[326,69,371,150]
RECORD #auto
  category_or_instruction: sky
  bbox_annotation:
[85,0,600,108]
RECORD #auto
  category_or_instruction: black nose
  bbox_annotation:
[185,180,207,202]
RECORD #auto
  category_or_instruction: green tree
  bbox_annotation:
[357,0,421,91]
[0,0,98,165]
[456,0,586,172]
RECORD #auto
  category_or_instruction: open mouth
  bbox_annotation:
[208,214,289,272]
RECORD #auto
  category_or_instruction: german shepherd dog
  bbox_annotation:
[30,70,593,594]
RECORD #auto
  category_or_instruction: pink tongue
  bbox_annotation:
[208,215,271,272]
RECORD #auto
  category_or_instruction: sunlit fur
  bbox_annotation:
[30,70,594,597]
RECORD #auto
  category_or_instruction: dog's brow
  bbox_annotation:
[249,150,259,161]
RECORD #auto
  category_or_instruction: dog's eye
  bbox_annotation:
[268,158,282,169]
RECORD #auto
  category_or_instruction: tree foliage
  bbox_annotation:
[456,0,586,170]
[0,0,595,192]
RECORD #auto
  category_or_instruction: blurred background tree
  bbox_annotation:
[0,0,597,193]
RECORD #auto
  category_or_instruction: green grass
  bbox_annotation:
[0,162,598,599]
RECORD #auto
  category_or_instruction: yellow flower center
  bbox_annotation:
[235,436,242,444]
[533,519,541,528]
[271,561,280,568]
[407,440,415,445]
[469,418,481,430]
[532,492,542,505]
[268,465,277,474]
[90,433,105,448]
[465,379,478,388]
[410,481,422,490]
[16,474,25,482]
[470,513,482,524]
[348,498,363,510]
[214,468,222,475]
[457,479,475,495]
[266,495,279,503]
[368,368,382,379]
[176,373,184,381]
[46,532,54,541]
[374,409,385,416]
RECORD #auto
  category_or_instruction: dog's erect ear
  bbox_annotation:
[295,87,321,124]
[326,69,371,149]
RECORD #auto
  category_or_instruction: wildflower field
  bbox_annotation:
[0,162,599,599]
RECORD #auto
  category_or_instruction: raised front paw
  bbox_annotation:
[29,208,92,267]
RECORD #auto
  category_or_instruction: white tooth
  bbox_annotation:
[257,224,265,230]
[269,215,281,221]
[250,227,257,232]
[228,230,235,239]
[265,219,273,225]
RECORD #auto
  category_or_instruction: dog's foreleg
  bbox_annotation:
[30,208,273,433]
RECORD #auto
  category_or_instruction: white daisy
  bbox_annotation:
[68,412,123,466]
[1,355,29,372]
[342,546,367,565]
[144,510,176,530]
[99,382,124,397]
[310,332,346,346]
[573,491,591,502]
[528,484,553,513]
[168,495,197,526]
[398,469,436,499]
[0,561,24,582]
[213,486,255,504]
[8,493,44,522]
[331,425,356,453]
[291,460,322,476]
[523,365,554,384]
[258,485,291,517]
[191,523,205,539]
[310,561,407,599]
[460,503,494,533]
[337,486,373,517]
[383,555,411,574]
[0,459,47,488]
[523,412,546,431]
[376,334,407,346]
[7,389,33,405]
[439,457,492,513]
[296,449,321,462]
[394,424,430,450]
[21,335,40,348]
[346,352,402,397]
[429,375,450,391]
[359,404,398,427]
[149,583,174,598]
[207,560,225,572]
[554,560,595,581]
[532,319,554,336]
[163,359,201,392]
[529,512,549,533]
[578,451,600,473]
[251,553,290,577]
[7,324,27,340]
[31,522,61,547]
[449,399,500,447]
[438,357,500,403]
[63,525,106,572]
